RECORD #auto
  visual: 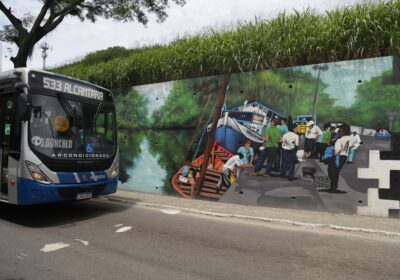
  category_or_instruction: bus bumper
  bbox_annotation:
[16,177,118,205]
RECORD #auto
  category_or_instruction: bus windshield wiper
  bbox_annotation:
[32,107,55,138]
[57,93,76,123]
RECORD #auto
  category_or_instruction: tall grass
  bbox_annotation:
[54,1,400,88]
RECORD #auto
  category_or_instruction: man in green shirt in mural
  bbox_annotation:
[250,119,281,176]
[316,123,334,161]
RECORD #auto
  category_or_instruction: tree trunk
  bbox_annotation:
[11,49,30,68]
[11,31,43,68]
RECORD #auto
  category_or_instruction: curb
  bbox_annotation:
[107,196,400,238]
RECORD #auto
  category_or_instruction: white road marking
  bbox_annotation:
[21,253,28,257]
[16,255,23,260]
[114,224,123,227]
[75,239,89,246]
[161,209,182,215]
[40,242,70,253]
[116,226,132,233]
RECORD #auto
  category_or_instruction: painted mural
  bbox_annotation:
[117,56,400,217]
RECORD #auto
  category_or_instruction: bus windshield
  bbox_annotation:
[29,93,117,161]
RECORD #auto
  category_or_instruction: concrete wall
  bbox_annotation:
[117,56,400,217]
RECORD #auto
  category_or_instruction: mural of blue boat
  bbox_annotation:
[208,101,285,153]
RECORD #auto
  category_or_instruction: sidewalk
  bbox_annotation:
[108,189,400,236]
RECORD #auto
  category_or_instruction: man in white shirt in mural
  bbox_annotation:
[217,152,251,192]
[326,124,351,193]
[305,120,322,158]
[280,124,299,181]
[348,131,362,163]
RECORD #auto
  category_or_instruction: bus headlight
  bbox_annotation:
[108,160,119,179]
[110,170,118,178]
[25,161,52,185]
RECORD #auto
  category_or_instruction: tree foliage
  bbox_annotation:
[54,1,400,88]
[0,0,186,67]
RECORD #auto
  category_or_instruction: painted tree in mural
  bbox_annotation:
[350,70,400,131]
[227,69,338,123]
[151,81,202,128]
[0,0,186,67]
[115,88,149,129]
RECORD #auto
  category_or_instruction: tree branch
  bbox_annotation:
[39,0,85,41]
[30,0,56,34]
[0,1,25,32]
[55,0,86,18]
[42,13,66,36]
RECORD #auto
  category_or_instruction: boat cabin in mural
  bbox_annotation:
[210,101,285,153]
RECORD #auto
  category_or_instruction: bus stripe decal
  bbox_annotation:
[91,172,98,182]
[57,173,77,184]
[57,171,108,183]
[73,173,81,183]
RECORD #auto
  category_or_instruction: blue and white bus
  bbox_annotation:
[0,68,118,205]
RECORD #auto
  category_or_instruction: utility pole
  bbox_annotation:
[40,42,50,70]
[387,111,397,131]
[311,64,328,122]
[0,41,2,72]
[0,43,11,72]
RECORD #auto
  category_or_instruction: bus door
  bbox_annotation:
[0,96,15,196]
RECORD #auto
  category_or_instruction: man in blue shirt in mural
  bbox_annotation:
[279,118,289,135]
[237,140,254,166]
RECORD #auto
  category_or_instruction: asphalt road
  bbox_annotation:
[1,198,399,280]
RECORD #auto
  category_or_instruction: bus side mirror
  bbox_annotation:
[15,82,30,91]
[17,94,29,122]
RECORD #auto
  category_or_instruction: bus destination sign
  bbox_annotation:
[29,71,112,102]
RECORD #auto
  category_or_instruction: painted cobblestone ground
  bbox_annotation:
[221,136,392,214]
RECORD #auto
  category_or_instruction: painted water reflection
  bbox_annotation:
[118,129,196,195]
[118,139,167,194]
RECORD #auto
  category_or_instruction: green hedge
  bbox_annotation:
[54,1,400,88]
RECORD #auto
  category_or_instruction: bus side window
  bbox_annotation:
[105,112,114,143]
[0,107,3,144]
[95,113,105,135]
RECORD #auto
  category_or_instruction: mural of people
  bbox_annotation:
[280,124,299,181]
[250,118,281,176]
[348,131,362,163]
[117,55,399,216]
[316,123,333,162]
[237,140,255,166]
[305,121,322,158]
[217,152,244,192]
[324,124,351,193]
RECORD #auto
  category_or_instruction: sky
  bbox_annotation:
[0,0,371,71]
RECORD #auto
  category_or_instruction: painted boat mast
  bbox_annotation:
[191,73,231,198]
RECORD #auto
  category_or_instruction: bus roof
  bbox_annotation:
[0,68,111,93]
[1,68,113,102]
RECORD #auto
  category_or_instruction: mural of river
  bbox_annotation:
[118,129,196,195]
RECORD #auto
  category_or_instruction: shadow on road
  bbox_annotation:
[0,197,135,228]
